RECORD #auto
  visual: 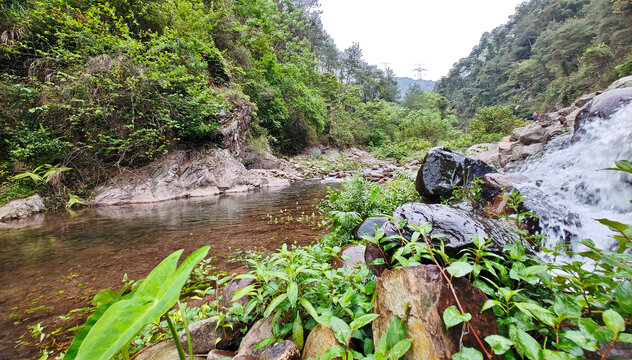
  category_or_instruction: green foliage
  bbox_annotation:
[65,246,209,360]
[469,106,527,137]
[436,0,632,117]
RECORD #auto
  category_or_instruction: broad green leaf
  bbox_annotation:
[616,282,632,314]
[91,289,120,309]
[618,333,632,343]
[485,335,514,355]
[377,316,407,357]
[299,298,320,323]
[541,349,580,360]
[330,316,351,345]
[287,282,299,308]
[603,309,625,334]
[451,347,483,360]
[293,312,304,350]
[446,262,474,278]
[264,294,288,318]
[254,337,277,350]
[70,246,209,360]
[515,302,555,327]
[562,331,598,351]
[579,318,614,342]
[231,283,257,302]
[553,294,581,319]
[481,299,501,312]
[442,306,471,330]
[350,314,379,331]
[509,325,541,360]
[389,339,412,360]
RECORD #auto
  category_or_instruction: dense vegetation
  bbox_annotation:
[0,0,481,206]
[436,0,632,118]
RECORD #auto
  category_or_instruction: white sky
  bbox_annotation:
[318,0,525,81]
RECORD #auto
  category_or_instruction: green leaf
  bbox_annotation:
[618,333,632,343]
[231,283,257,302]
[377,316,407,357]
[293,312,304,350]
[603,309,625,334]
[350,314,379,331]
[553,294,581,319]
[515,302,555,326]
[299,298,320,322]
[481,299,501,312]
[442,306,471,330]
[91,289,120,309]
[330,316,351,345]
[264,294,288,318]
[485,335,514,355]
[563,331,598,351]
[287,282,299,308]
[509,325,541,360]
[69,246,210,360]
[254,337,277,350]
[389,339,412,360]
[616,282,632,314]
[446,262,474,278]
[451,347,483,360]
[579,318,614,342]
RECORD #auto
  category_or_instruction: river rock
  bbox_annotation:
[373,265,497,360]
[466,143,499,165]
[237,317,276,357]
[136,340,206,360]
[573,87,632,141]
[607,75,632,90]
[415,147,496,202]
[510,143,543,162]
[0,194,46,221]
[259,340,300,360]
[302,325,341,360]
[481,173,530,200]
[221,278,256,310]
[178,317,241,354]
[207,350,236,360]
[352,217,389,240]
[381,203,521,258]
[511,123,546,145]
[332,244,366,269]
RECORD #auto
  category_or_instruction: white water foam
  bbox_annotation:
[511,103,632,251]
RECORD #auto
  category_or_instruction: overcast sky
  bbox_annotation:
[318,0,525,81]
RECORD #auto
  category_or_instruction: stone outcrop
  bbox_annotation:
[93,148,301,206]
[0,194,46,222]
[332,244,366,269]
[178,317,241,354]
[259,341,300,360]
[381,203,521,258]
[415,147,496,202]
[373,265,497,360]
[301,325,341,360]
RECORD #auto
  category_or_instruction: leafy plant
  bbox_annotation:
[64,246,210,360]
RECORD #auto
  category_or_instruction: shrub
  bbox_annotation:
[469,105,526,136]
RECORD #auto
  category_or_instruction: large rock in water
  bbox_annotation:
[415,148,496,202]
[0,194,46,221]
[373,265,497,360]
[573,87,632,141]
[381,203,521,258]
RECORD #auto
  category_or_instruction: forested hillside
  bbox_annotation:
[436,0,632,118]
[1,0,460,205]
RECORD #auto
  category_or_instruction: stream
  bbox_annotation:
[0,181,333,359]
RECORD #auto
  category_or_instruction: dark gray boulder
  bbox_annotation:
[573,87,632,141]
[381,203,521,258]
[415,147,496,202]
[352,216,389,240]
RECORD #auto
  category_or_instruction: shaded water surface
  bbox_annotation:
[0,181,332,359]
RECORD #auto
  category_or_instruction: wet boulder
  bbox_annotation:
[302,325,342,360]
[365,242,391,277]
[415,147,496,202]
[332,244,366,269]
[237,317,277,357]
[573,87,632,141]
[352,216,389,240]
[259,340,300,360]
[178,317,241,354]
[373,265,497,360]
[481,173,530,201]
[381,203,521,258]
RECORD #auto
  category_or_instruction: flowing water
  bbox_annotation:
[0,181,333,359]
[512,103,632,251]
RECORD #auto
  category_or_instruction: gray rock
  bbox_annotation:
[381,202,521,258]
[259,340,300,360]
[607,76,632,90]
[511,143,543,161]
[574,87,632,141]
[352,216,389,240]
[237,317,276,357]
[415,147,496,202]
[136,340,206,360]
[332,244,366,269]
[178,317,241,354]
[0,194,46,222]
[206,350,236,360]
